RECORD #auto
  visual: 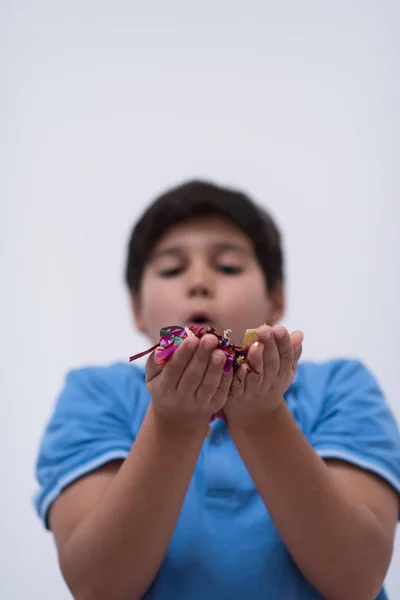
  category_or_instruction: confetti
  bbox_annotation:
[129,324,260,426]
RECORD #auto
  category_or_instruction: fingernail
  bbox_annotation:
[252,341,263,355]
[275,329,286,339]
[185,337,198,351]
[204,337,217,351]
[154,351,164,365]
[211,352,225,365]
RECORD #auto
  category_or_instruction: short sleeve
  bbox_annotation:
[34,364,143,529]
[311,360,400,496]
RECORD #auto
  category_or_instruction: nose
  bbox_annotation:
[188,283,213,298]
[186,262,215,298]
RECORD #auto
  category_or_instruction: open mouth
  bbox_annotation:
[185,313,214,329]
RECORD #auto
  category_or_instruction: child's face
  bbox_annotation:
[131,217,284,346]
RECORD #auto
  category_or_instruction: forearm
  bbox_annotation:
[62,403,208,600]
[228,402,391,600]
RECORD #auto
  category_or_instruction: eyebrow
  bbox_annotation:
[212,242,250,254]
[151,242,251,260]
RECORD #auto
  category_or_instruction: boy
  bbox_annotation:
[35,180,400,600]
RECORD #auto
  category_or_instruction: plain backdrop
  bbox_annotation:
[1,1,399,598]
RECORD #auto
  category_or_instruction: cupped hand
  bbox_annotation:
[146,333,233,428]
[224,324,303,428]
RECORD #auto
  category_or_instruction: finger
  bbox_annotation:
[211,369,233,412]
[256,324,280,382]
[161,335,200,388]
[230,362,249,397]
[292,342,303,372]
[238,340,264,396]
[290,330,304,351]
[273,326,294,377]
[196,348,227,403]
[146,350,165,383]
[177,334,219,393]
[247,340,264,375]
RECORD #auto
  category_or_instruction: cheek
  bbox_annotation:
[139,278,182,326]
[220,277,268,310]
[218,278,271,331]
[142,293,176,322]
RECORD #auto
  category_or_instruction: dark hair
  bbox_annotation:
[125,180,284,295]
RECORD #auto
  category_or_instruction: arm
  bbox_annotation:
[49,334,232,600]
[229,402,398,600]
[51,405,208,600]
[224,324,399,600]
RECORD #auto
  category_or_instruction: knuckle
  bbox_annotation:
[221,374,233,388]
[251,371,263,383]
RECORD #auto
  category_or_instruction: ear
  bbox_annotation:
[268,281,285,325]
[130,293,147,333]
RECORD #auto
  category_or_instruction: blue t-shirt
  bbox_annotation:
[34,359,400,600]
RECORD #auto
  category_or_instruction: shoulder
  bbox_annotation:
[295,356,368,386]
[289,357,397,436]
[39,360,150,479]
[293,357,377,408]
[34,362,149,527]
[293,358,400,497]
[65,360,146,390]
[57,361,148,420]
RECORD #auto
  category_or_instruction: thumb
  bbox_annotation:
[146,349,164,383]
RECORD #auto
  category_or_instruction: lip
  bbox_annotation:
[184,311,215,329]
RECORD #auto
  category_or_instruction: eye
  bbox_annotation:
[158,266,184,277]
[217,265,243,275]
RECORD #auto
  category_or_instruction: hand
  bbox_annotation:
[223,324,303,428]
[146,333,233,429]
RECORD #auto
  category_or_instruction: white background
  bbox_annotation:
[1,1,399,598]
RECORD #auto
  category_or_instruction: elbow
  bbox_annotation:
[323,564,389,600]
[327,586,384,600]
[322,528,393,600]
[75,590,142,600]
[61,570,144,600]
[314,557,390,600]
[58,562,101,600]
[60,556,145,600]
[64,579,143,600]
